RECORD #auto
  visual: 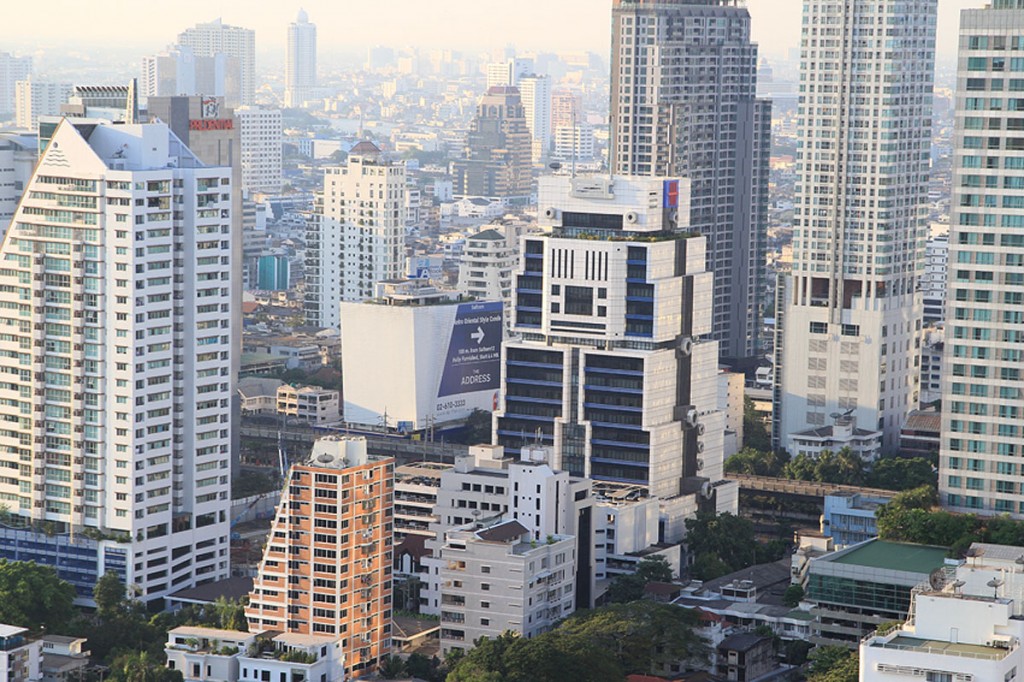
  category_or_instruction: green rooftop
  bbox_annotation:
[831,540,947,575]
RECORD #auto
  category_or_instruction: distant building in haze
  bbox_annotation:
[285,9,317,108]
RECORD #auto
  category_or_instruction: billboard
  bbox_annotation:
[437,301,503,403]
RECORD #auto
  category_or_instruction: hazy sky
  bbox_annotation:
[0,1,984,61]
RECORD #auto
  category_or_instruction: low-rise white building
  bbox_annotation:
[859,543,1024,681]
[789,416,882,462]
[0,625,41,682]
[437,519,575,655]
[165,626,345,682]
[276,384,340,424]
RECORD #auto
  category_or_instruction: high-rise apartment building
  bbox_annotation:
[519,75,551,162]
[458,225,518,330]
[0,118,235,602]
[0,52,32,117]
[610,0,771,361]
[304,141,406,327]
[285,10,317,108]
[245,436,394,677]
[142,46,243,110]
[940,1,1024,517]
[496,175,730,506]
[236,106,282,193]
[0,133,36,234]
[485,58,532,89]
[774,0,936,455]
[177,19,256,106]
[551,90,581,131]
[453,87,532,202]
[14,79,73,130]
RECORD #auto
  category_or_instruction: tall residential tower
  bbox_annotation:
[177,19,256,106]
[285,9,317,108]
[774,0,936,455]
[0,119,235,602]
[610,0,771,361]
[940,1,1024,517]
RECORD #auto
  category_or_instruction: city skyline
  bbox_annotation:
[0,0,980,62]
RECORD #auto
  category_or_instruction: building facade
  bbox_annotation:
[518,75,551,163]
[436,519,575,655]
[0,119,234,602]
[236,107,282,194]
[610,0,771,361]
[496,175,729,503]
[775,0,936,455]
[141,47,243,110]
[305,141,406,327]
[14,80,72,131]
[0,53,32,118]
[176,19,256,106]
[453,87,532,202]
[245,436,393,677]
[940,1,1024,517]
[285,10,317,108]
[457,226,518,332]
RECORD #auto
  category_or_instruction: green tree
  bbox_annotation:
[807,646,859,682]
[109,651,183,682]
[606,555,675,603]
[556,601,707,675]
[94,571,127,620]
[452,409,493,445]
[742,397,772,452]
[0,560,76,633]
[404,653,442,681]
[866,457,936,491]
[783,448,865,486]
[377,655,405,679]
[782,584,804,607]
[724,447,788,477]
[685,512,780,579]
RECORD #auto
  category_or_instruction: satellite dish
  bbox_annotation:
[928,568,947,591]
[988,578,1004,589]
[952,580,966,592]
[549,162,562,171]
[317,453,334,464]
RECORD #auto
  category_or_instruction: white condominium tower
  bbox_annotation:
[304,141,406,328]
[177,19,256,106]
[0,52,32,117]
[941,1,1024,517]
[285,9,317,108]
[0,119,234,602]
[236,106,283,193]
[519,74,552,162]
[774,0,936,455]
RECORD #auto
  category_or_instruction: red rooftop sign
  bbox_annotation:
[189,119,234,131]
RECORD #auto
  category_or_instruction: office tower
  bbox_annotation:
[496,175,731,505]
[285,9,317,108]
[519,74,552,162]
[453,87,531,202]
[14,79,73,130]
[0,52,32,117]
[0,118,235,602]
[245,436,394,677]
[458,225,518,330]
[610,0,771,361]
[236,106,282,193]
[774,0,936,455]
[940,1,1024,517]
[142,46,243,110]
[177,19,256,106]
